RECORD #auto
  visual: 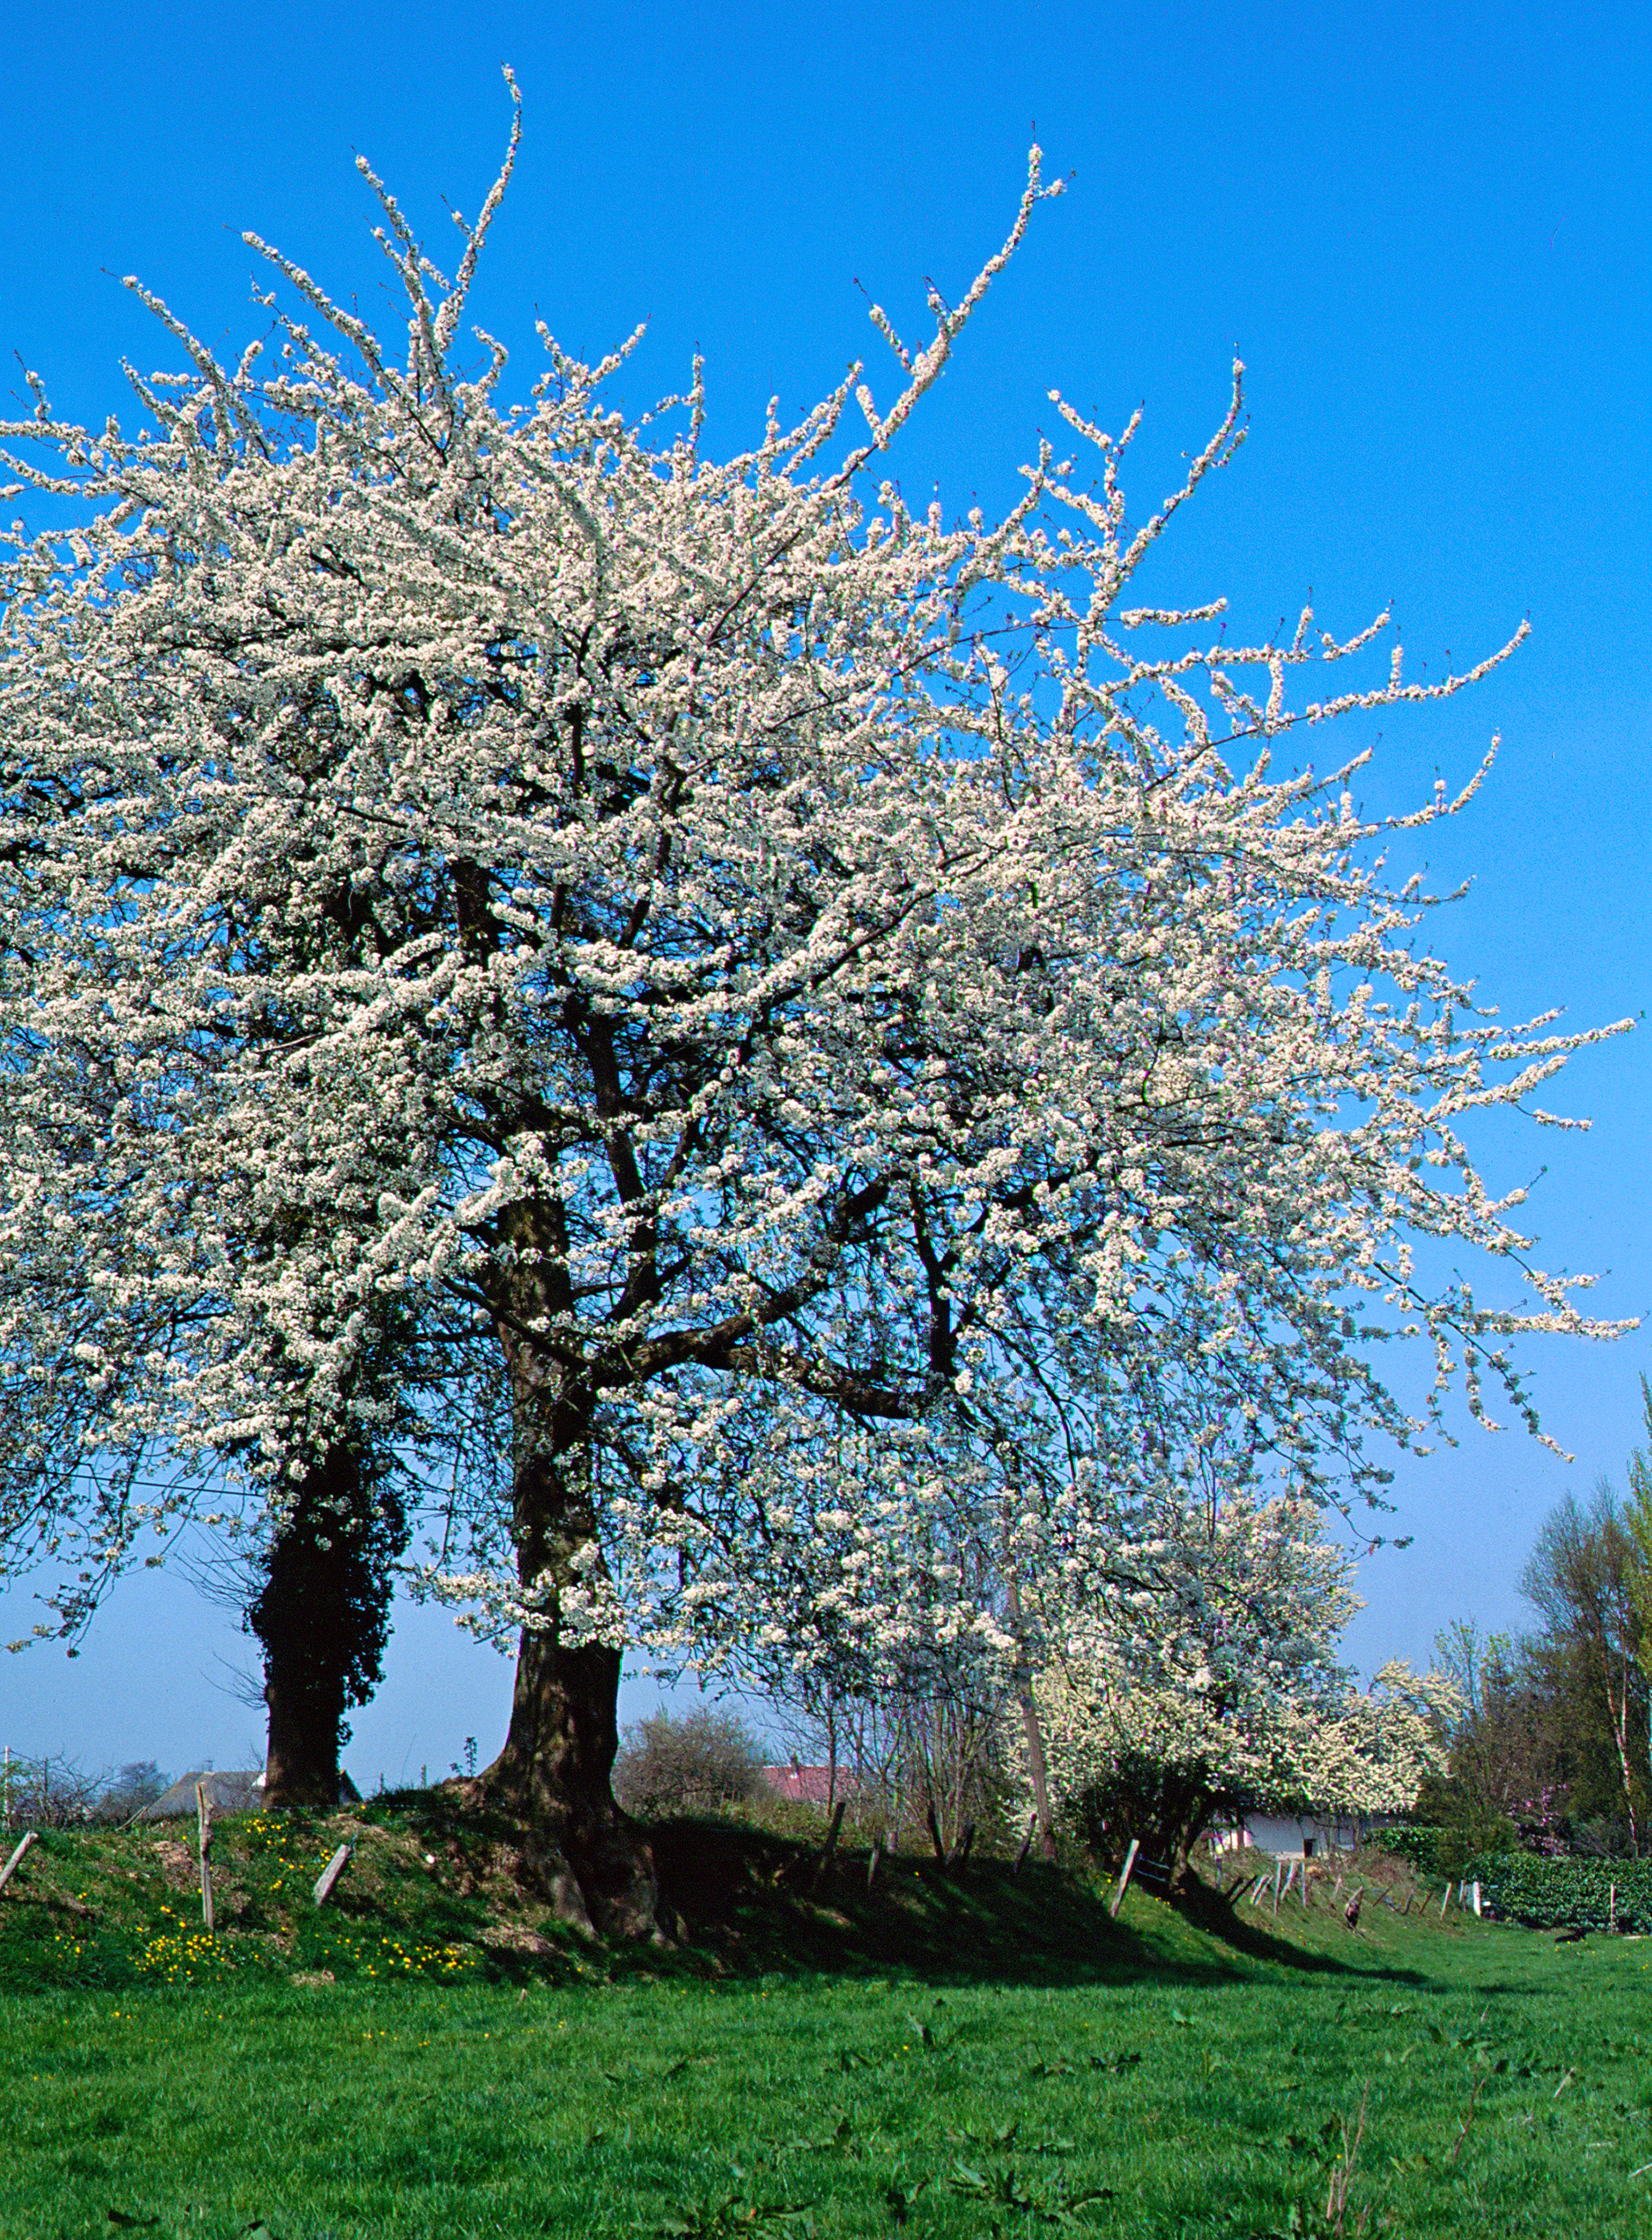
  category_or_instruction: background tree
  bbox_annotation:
[1620,1378,1652,1688]
[1425,1461,1652,1862]
[611,1707,768,1820]
[1520,1486,1650,1854]
[0,86,1624,1935]
[1416,1618,1554,1859]
[1031,1496,1454,1890]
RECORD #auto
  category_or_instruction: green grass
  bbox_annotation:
[6,1809,1652,2237]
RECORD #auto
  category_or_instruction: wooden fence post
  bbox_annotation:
[867,1836,883,1893]
[0,1828,37,1894]
[1440,1881,1451,1918]
[313,1844,352,1907]
[1109,1837,1140,1918]
[195,1782,215,1935]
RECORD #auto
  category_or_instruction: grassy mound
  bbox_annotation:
[0,1795,1204,1996]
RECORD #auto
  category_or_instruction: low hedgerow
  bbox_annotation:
[1375,1817,1522,1880]
[1467,1849,1652,1932]
[1371,1823,1446,1876]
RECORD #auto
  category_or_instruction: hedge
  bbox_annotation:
[1465,1850,1652,1934]
[1370,1824,1445,1877]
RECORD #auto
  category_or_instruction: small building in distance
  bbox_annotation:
[760,1763,857,1806]
[1212,1809,1396,1859]
[137,1767,362,1820]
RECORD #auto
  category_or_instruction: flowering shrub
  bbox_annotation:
[1033,1500,1456,1879]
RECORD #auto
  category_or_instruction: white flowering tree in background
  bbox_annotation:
[1034,1498,1458,1888]
[0,78,1625,1932]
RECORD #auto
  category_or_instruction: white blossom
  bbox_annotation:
[0,91,1628,1699]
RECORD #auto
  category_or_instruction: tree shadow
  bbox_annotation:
[639,1817,1439,1991]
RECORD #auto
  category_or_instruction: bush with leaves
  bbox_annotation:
[612,1708,770,1819]
[1467,1850,1652,1933]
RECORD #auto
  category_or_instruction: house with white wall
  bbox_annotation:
[1212,1808,1392,1859]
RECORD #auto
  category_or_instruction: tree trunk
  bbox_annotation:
[1608,1659,1640,1857]
[252,1445,404,1810]
[484,1605,659,1938]
[476,1342,659,1939]
[263,1654,348,1809]
[1004,1575,1059,1860]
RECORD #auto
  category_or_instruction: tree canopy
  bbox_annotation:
[0,84,1625,1927]
[1033,1496,1455,1882]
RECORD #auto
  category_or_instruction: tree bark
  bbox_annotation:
[1608,1658,1640,1858]
[484,1606,659,1938]
[263,1660,348,1809]
[253,1445,404,1810]
[476,1222,660,1938]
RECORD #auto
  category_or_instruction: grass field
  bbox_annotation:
[5,1805,1652,2237]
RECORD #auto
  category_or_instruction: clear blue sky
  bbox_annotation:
[2,0,1647,1785]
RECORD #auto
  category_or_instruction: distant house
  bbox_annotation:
[1212,1809,1396,1859]
[138,1769,265,1821]
[137,1767,361,1820]
[761,1763,857,1806]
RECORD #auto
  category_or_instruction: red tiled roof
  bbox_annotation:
[760,1764,855,1804]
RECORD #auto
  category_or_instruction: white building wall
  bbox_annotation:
[1212,1809,1379,1857]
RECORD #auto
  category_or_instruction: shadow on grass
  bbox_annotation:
[0,1793,1447,2000]
[1172,1874,1435,1988]
[639,1815,1438,1993]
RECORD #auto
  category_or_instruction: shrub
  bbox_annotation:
[1466,1850,1652,1933]
[1372,1817,1519,1880]
[3,1757,172,1830]
[2,1756,103,1828]
[612,1708,769,1818]
[1370,1823,1442,1875]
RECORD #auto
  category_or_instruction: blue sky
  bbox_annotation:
[1,0,1647,1786]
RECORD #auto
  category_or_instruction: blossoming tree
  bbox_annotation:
[1032,1496,1458,1887]
[0,82,1624,1932]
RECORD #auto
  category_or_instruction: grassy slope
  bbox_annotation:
[4,1807,1652,2238]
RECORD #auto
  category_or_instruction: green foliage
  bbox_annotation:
[1466,1848,1652,1933]
[248,1450,410,1764]
[1429,1437,1652,1855]
[1061,1747,1224,1880]
[1369,1821,1446,1875]
[1377,1810,1521,1880]
[612,1708,771,1818]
